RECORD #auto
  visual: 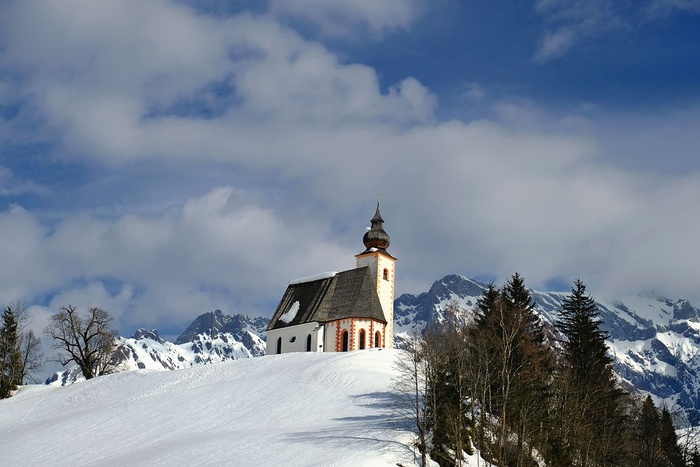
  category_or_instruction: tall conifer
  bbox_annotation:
[473,273,553,466]
[660,407,684,467]
[555,279,627,465]
[557,279,610,386]
[0,306,22,398]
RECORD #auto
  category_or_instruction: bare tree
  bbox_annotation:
[19,330,44,383]
[44,305,118,379]
[393,331,429,466]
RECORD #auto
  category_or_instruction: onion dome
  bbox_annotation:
[362,202,390,251]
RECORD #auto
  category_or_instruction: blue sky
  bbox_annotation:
[1,0,700,341]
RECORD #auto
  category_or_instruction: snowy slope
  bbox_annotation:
[1,351,450,467]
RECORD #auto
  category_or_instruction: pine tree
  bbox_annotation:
[557,279,609,387]
[503,273,535,315]
[633,396,663,467]
[659,407,684,467]
[475,282,500,327]
[472,273,553,466]
[555,279,628,466]
[0,306,22,398]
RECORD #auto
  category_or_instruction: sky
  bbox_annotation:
[1,0,700,340]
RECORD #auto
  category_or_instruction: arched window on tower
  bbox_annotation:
[374,331,381,348]
[359,329,366,350]
[276,337,282,354]
[341,330,349,352]
[306,334,312,352]
[383,268,389,280]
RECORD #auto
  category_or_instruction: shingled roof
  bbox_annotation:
[267,266,386,331]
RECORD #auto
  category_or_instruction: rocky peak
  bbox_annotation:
[130,328,165,343]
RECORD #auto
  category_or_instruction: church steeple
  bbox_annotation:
[362,202,391,252]
[356,201,396,349]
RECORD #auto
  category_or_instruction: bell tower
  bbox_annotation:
[355,201,396,348]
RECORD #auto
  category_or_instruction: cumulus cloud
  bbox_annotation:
[0,0,435,166]
[0,187,356,333]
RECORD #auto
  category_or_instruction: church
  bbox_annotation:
[266,203,396,354]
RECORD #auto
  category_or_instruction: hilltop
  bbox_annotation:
[0,350,472,467]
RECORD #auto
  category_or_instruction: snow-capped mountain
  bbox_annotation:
[175,309,269,355]
[46,310,270,386]
[395,274,700,425]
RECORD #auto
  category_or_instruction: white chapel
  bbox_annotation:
[266,203,396,354]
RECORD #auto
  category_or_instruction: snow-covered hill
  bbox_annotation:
[1,351,454,467]
[395,274,700,425]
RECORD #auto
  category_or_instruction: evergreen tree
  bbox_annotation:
[557,279,609,387]
[555,279,628,466]
[659,407,684,467]
[0,306,22,398]
[503,273,535,317]
[633,396,663,467]
[475,282,500,327]
[472,273,553,466]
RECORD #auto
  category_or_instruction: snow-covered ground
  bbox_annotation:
[0,350,479,467]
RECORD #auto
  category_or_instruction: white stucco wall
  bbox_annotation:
[266,322,324,355]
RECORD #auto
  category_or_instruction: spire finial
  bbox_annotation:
[363,198,390,251]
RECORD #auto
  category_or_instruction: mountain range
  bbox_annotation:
[46,275,700,426]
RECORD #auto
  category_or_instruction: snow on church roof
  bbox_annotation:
[289,271,337,285]
[278,301,300,323]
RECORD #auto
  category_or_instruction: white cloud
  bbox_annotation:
[460,83,487,102]
[533,0,629,61]
[533,0,700,61]
[0,167,50,197]
[0,187,355,333]
[534,28,577,61]
[645,0,700,17]
[0,0,435,166]
[268,0,424,38]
